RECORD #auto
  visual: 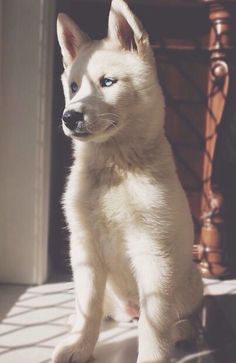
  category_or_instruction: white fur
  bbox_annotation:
[53,1,203,362]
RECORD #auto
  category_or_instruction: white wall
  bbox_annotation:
[0,0,55,284]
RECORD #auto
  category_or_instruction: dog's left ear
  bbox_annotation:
[57,13,90,68]
[108,0,150,55]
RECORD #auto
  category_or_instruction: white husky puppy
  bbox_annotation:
[53,1,203,362]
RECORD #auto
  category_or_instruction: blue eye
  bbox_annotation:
[100,77,117,88]
[70,81,78,94]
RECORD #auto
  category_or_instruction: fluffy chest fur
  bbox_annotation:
[64,137,188,262]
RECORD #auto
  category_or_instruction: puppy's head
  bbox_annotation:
[57,0,163,143]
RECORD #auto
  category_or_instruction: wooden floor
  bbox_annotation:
[0,279,236,363]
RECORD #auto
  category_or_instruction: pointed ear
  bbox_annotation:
[57,13,90,68]
[108,0,150,54]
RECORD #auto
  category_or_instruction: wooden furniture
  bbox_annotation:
[194,1,232,277]
[53,0,236,278]
[137,0,236,278]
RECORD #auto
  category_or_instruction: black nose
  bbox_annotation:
[62,110,84,131]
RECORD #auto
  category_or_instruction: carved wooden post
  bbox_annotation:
[194,1,232,278]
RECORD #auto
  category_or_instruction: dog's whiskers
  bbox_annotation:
[98,113,119,119]
[100,117,119,129]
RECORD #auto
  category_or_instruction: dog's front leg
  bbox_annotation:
[53,237,106,363]
[133,255,174,363]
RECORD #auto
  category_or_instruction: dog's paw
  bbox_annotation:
[52,334,93,363]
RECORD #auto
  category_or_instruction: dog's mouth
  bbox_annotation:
[73,130,92,137]
[72,126,113,140]
[72,130,92,139]
[66,119,119,141]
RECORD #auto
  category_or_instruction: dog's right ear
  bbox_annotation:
[57,13,90,68]
[108,0,149,55]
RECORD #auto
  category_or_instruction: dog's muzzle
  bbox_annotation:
[62,110,90,137]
